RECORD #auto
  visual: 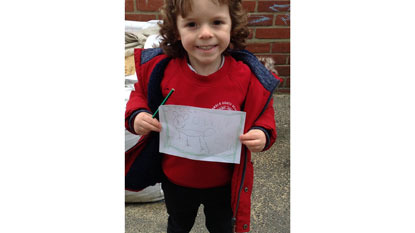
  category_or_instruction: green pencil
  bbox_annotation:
[152,88,175,118]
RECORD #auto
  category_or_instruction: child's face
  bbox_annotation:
[176,0,231,72]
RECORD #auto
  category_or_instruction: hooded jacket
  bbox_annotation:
[125,48,280,232]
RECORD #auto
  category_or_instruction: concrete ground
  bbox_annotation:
[125,93,290,233]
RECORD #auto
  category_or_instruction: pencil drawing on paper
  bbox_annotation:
[159,105,246,164]
[171,110,216,154]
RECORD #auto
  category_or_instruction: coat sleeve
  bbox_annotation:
[124,49,152,134]
[252,96,276,151]
[255,71,281,151]
[248,71,279,151]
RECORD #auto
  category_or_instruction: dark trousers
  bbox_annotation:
[161,179,233,233]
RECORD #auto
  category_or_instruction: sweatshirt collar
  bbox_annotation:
[187,55,225,75]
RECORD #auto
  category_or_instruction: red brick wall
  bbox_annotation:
[126,0,290,93]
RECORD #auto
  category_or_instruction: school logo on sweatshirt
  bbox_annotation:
[212,101,237,111]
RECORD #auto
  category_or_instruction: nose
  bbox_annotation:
[199,24,213,39]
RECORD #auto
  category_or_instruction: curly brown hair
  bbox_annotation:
[158,0,249,58]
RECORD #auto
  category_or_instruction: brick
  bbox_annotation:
[251,54,287,66]
[137,0,164,11]
[284,77,290,88]
[269,54,288,65]
[246,43,271,53]
[242,1,256,12]
[278,76,287,87]
[256,28,290,39]
[276,87,290,93]
[258,1,290,13]
[125,14,157,21]
[125,0,134,12]
[278,77,290,88]
[248,14,274,26]
[276,65,290,76]
[275,13,290,26]
[272,42,290,53]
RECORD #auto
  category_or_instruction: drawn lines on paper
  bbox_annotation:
[171,110,216,154]
[159,105,246,163]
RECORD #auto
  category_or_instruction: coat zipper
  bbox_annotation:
[232,91,275,230]
[232,148,248,228]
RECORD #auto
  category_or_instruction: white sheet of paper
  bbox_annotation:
[159,105,246,164]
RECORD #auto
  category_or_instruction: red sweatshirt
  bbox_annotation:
[160,56,254,188]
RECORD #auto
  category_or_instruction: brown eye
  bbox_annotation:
[186,22,196,27]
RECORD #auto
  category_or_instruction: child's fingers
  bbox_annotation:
[239,134,256,141]
[241,140,263,152]
[239,129,263,141]
[139,114,161,132]
[142,117,162,132]
[240,129,266,152]
[241,138,260,145]
[240,138,261,148]
[134,112,162,135]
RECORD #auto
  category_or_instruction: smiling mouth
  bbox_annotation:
[196,45,217,50]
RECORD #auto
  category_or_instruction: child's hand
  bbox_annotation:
[239,129,266,153]
[133,112,162,135]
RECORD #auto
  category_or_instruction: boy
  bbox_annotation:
[125,0,280,232]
